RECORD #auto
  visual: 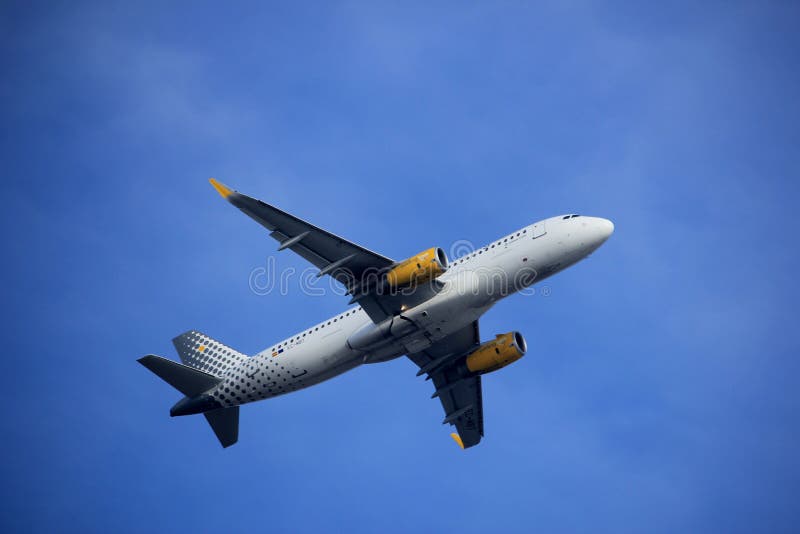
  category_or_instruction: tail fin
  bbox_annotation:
[172,330,248,376]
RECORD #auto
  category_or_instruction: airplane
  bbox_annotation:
[139,179,614,449]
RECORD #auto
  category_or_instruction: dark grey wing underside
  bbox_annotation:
[214,179,394,286]
[434,375,484,448]
[407,321,485,449]
[210,179,450,323]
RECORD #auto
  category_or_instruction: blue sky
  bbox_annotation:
[2,1,799,532]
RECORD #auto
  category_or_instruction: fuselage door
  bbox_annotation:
[531,221,547,239]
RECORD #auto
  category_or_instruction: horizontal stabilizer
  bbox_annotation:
[138,355,221,397]
[204,407,240,448]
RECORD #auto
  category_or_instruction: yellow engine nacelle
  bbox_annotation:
[386,247,448,288]
[465,332,527,374]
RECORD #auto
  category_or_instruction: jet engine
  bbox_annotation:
[464,331,527,375]
[385,247,448,288]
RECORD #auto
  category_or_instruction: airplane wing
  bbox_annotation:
[209,178,393,281]
[407,321,485,449]
[209,179,442,323]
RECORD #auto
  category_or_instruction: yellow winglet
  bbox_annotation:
[209,177,234,199]
[450,433,465,449]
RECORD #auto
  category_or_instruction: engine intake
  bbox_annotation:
[386,247,448,288]
[465,331,527,375]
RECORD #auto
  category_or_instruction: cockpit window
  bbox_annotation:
[562,215,570,220]
[564,214,581,219]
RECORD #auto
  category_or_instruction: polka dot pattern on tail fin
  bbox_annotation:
[171,330,248,377]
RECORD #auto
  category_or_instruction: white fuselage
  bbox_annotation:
[208,215,614,409]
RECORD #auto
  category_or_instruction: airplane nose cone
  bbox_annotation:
[583,217,614,249]
[598,218,614,240]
